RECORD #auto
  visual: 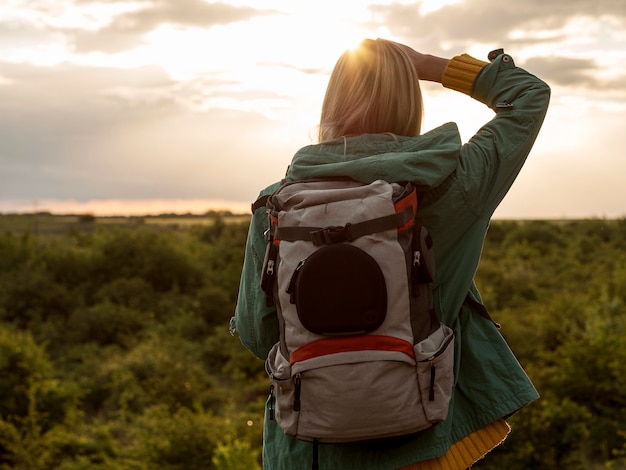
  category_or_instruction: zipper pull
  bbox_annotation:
[429,365,436,401]
[411,249,421,297]
[293,374,301,411]
[268,384,275,420]
[261,242,278,306]
[413,250,421,267]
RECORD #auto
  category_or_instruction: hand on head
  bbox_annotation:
[378,39,448,83]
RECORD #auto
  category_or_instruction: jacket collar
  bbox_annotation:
[286,122,461,192]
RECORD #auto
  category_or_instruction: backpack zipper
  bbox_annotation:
[293,373,302,411]
[429,366,437,401]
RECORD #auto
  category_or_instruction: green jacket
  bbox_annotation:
[233,51,550,469]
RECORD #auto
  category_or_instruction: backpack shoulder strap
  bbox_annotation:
[251,195,270,214]
[251,177,290,214]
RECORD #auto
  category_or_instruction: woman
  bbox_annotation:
[233,39,550,469]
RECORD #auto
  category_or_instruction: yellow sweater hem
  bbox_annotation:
[397,419,511,470]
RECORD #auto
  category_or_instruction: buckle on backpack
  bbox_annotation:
[310,224,353,245]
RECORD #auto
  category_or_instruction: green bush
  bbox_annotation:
[125,405,220,469]
[89,229,204,293]
[0,217,624,469]
[0,325,80,469]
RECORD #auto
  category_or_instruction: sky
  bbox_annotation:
[1,0,625,218]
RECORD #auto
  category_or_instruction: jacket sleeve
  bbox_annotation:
[233,184,281,360]
[443,51,551,218]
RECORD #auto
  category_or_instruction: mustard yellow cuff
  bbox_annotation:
[442,54,489,95]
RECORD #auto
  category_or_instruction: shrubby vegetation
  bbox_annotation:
[473,220,626,470]
[0,216,624,469]
[0,217,262,469]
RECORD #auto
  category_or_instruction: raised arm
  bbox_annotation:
[397,41,550,218]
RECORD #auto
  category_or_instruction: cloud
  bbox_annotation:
[364,0,626,95]
[65,0,277,53]
[257,60,329,77]
[0,61,176,137]
[370,0,626,52]
[516,56,626,93]
[0,61,174,199]
[0,60,291,203]
[521,56,597,87]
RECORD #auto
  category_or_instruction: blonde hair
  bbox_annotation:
[318,38,423,143]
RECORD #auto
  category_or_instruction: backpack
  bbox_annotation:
[255,178,455,444]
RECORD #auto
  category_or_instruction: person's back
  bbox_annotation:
[233,39,550,470]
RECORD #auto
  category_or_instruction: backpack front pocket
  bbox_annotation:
[287,243,388,336]
[289,346,431,443]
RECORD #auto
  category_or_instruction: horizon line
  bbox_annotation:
[0,198,624,220]
[0,198,252,217]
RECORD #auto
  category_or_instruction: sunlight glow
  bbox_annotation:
[0,75,14,86]
[0,199,251,216]
[419,0,462,15]
[141,3,373,79]
[4,41,71,66]
[125,7,376,119]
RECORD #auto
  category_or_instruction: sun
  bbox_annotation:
[118,2,386,128]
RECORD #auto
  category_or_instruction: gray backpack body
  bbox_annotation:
[258,178,454,443]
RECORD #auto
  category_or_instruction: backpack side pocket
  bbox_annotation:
[415,324,455,423]
[265,343,299,435]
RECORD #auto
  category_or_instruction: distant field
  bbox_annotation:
[2,213,622,235]
[0,213,251,234]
